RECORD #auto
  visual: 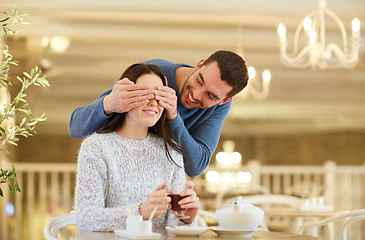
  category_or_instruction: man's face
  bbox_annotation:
[180,61,233,109]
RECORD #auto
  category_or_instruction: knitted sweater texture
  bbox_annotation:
[75,132,187,232]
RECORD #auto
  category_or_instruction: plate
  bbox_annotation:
[209,226,260,237]
[114,229,161,239]
[165,226,209,236]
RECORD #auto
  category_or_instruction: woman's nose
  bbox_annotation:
[148,98,158,106]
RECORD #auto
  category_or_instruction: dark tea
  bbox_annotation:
[168,194,187,213]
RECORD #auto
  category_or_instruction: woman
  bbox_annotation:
[75,64,200,233]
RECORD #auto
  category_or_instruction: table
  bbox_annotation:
[263,208,347,218]
[263,207,348,235]
[73,229,319,240]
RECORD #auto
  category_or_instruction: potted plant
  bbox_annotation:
[0,8,50,197]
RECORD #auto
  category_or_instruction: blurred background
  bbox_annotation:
[0,0,364,239]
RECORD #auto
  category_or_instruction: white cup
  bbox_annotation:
[310,197,317,207]
[126,215,143,234]
[135,220,152,235]
[303,199,310,208]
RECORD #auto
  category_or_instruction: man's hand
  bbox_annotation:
[154,86,178,120]
[103,78,155,116]
[139,183,170,220]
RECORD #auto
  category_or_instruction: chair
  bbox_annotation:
[295,208,365,240]
[223,194,304,232]
[44,212,76,240]
[286,181,325,198]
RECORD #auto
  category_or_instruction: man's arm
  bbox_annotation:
[69,90,111,138]
[69,78,154,138]
[167,102,231,177]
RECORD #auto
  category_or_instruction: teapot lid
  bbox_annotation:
[217,196,263,213]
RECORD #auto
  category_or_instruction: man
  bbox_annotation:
[69,50,249,177]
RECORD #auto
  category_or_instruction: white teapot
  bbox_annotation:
[215,196,264,229]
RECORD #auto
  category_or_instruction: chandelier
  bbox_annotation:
[205,140,252,193]
[241,66,271,100]
[236,26,271,99]
[277,0,361,70]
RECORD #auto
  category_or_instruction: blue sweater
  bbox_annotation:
[69,59,231,177]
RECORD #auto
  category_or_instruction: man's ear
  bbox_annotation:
[218,97,232,105]
[195,59,205,68]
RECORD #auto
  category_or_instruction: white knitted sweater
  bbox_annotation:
[75,132,188,233]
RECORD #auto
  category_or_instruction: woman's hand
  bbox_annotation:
[179,181,200,224]
[139,183,170,220]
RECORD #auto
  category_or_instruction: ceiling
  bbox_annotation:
[1,0,365,137]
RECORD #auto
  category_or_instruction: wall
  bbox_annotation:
[13,130,365,165]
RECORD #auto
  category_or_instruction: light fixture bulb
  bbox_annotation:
[308,30,317,43]
[50,36,71,53]
[303,17,312,32]
[237,171,252,183]
[216,152,229,163]
[248,66,256,80]
[262,70,271,83]
[206,171,221,183]
[352,18,360,33]
[277,23,286,39]
[230,152,242,163]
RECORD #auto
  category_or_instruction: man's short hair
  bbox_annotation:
[203,50,249,98]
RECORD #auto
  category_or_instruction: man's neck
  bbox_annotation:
[176,66,194,94]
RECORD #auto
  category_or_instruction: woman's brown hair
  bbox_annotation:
[98,63,183,167]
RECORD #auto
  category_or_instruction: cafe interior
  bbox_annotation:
[1,0,365,239]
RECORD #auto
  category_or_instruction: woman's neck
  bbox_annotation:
[115,122,148,140]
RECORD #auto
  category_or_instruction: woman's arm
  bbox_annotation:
[75,138,141,232]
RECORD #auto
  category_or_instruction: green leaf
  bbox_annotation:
[23,72,31,79]
[0,148,9,154]
[0,17,10,23]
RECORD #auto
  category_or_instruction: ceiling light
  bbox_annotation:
[49,36,71,53]
[277,0,360,70]
[236,27,272,99]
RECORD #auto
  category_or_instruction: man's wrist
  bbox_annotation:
[102,95,113,116]
[167,111,178,121]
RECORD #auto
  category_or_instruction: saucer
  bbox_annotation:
[209,226,260,237]
[114,229,161,239]
[165,226,209,236]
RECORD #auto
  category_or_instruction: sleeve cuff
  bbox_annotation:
[167,113,184,130]
[96,96,113,120]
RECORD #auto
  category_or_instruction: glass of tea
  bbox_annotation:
[167,183,190,219]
